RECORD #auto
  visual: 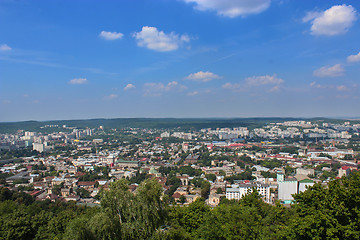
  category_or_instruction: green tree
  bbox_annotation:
[216,188,223,194]
[100,178,168,239]
[195,191,289,240]
[170,199,210,236]
[200,181,211,199]
[205,174,216,182]
[281,171,360,239]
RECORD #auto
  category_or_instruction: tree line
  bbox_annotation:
[1,171,360,239]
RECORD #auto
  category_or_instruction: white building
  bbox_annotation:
[33,143,45,153]
[160,132,170,138]
[226,182,271,203]
[298,179,315,193]
[277,173,298,204]
[296,168,314,176]
[338,166,351,178]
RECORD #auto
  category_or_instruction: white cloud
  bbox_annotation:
[143,81,187,96]
[104,94,118,100]
[268,85,280,92]
[124,83,135,91]
[133,26,190,52]
[336,85,349,91]
[310,82,324,88]
[183,0,271,18]
[68,78,88,84]
[313,64,344,77]
[185,71,222,82]
[2,100,11,105]
[222,82,242,91]
[187,91,199,96]
[310,82,350,92]
[303,5,357,36]
[245,74,284,86]
[223,74,283,92]
[302,11,322,23]
[222,82,235,89]
[99,31,124,40]
[0,44,12,51]
[347,52,360,63]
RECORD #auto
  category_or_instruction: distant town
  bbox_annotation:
[1,119,359,206]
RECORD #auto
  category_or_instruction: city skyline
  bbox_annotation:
[1,0,360,121]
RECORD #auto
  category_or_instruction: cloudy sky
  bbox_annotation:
[1,0,360,121]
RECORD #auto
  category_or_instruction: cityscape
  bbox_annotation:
[1,118,360,238]
[1,0,360,239]
[1,119,359,205]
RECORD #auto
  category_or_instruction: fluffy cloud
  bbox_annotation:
[104,94,118,100]
[313,64,344,77]
[303,5,357,36]
[347,52,360,63]
[245,74,284,86]
[124,83,135,91]
[222,82,244,92]
[222,82,236,89]
[336,85,349,91]
[133,26,190,52]
[222,74,283,92]
[183,0,271,18]
[187,91,199,96]
[68,78,88,84]
[143,81,187,96]
[185,71,222,82]
[0,44,12,51]
[268,85,280,92]
[310,82,324,88]
[310,82,350,92]
[99,31,124,40]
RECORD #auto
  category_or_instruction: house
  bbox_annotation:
[46,194,63,202]
[29,190,44,197]
[60,188,71,197]
[338,166,351,178]
[77,181,96,191]
[174,186,188,196]
[65,195,80,202]
[33,181,46,189]
[172,192,182,202]
[184,155,199,164]
[177,176,189,185]
[116,159,139,168]
[51,177,65,186]
[184,194,200,204]
[207,194,224,207]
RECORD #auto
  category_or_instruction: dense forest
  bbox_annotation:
[1,172,360,240]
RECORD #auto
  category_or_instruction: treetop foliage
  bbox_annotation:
[1,171,360,239]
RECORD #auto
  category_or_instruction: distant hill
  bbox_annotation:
[0,117,349,134]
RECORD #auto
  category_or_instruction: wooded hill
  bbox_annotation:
[1,117,355,134]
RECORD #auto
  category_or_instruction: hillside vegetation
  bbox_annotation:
[1,172,360,239]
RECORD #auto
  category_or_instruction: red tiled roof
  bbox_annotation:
[172,192,181,198]
[75,172,86,177]
[77,181,96,186]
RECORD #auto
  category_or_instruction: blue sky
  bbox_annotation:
[1,0,360,121]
